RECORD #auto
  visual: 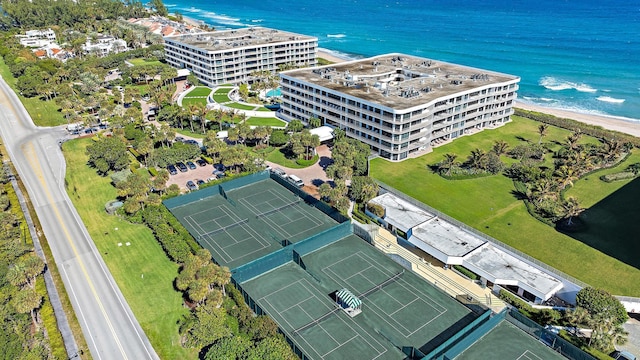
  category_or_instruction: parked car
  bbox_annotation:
[287,174,304,187]
[186,161,197,170]
[213,169,225,178]
[185,139,199,146]
[175,136,184,142]
[186,180,198,191]
[612,351,636,360]
[271,167,286,177]
[176,162,188,172]
[196,159,207,167]
[167,164,178,175]
[197,179,206,186]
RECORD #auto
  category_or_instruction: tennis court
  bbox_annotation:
[453,321,566,360]
[167,179,337,268]
[301,236,476,351]
[243,262,404,360]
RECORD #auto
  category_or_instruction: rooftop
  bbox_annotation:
[164,27,317,52]
[410,218,486,257]
[281,53,519,111]
[369,192,436,231]
[465,244,563,299]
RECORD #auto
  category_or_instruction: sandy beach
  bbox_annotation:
[317,50,348,64]
[318,50,639,138]
[515,101,640,138]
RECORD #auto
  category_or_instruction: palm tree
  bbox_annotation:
[600,138,623,165]
[565,307,590,335]
[554,165,578,189]
[565,131,583,151]
[531,178,556,205]
[537,124,549,144]
[12,288,43,331]
[492,140,509,156]
[467,148,488,170]
[561,197,584,225]
[438,153,459,176]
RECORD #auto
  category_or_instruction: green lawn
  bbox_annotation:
[0,57,65,127]
[186,86,213,97]
[181,97,208,107]
[370,116,640,296]
[213,94,230,103]
[265,147,316,169]
[225,102,256,111]
[62,139,197,360]
[175,127,206,139]
[256,107,272,112]
[129,58,164,67]
[245,117,286,127]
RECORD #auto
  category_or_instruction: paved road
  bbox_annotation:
[0,78,158,359]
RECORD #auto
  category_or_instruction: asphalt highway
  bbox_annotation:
[0,78,158,359]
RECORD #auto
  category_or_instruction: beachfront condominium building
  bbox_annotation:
[164,27,317,86]
[279,53,520,161]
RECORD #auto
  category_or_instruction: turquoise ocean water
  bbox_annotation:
[166,0,640,121]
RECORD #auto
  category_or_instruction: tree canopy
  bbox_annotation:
[576,287,628,326]
[86,136,130,175]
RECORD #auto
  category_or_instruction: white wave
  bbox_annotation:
[575,83,597,93]
[539,76,597,93]
[327,34,347,38]
[250,19,263,23]
[185,7,202,13]
[596,96,625,104]
[165,4,177,7]
[317,47,358,61]
[198,11,247,27]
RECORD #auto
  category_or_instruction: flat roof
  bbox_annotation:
[164,27,317,52]
[410,218,486,257]
[281,53,519,111]
[465,245,563,298]
[309,126,334,142]
[370,192,435,231]
[241,235,476,359]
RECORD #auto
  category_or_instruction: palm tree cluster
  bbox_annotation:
[434,145,504,178]
[512,131,629,225]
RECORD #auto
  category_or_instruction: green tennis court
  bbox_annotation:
[243,262,404,360]
[453,321,566,359]
[167,179,337,268]
[299,236,476,352]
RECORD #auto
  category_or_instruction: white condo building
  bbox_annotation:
[279,53,520,161]
[164,27,317,86]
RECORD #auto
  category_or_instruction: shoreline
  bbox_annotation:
[514,101,640,138]
[170,20,640,138]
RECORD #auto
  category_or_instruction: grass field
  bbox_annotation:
[186,86,212,97]
[370,116,640,295]
[0,57,65,127]
[245,117,286,127]
[225,102,257,110]
[62,139,197,360]
[128,58,164,67]
[180,97,208,107]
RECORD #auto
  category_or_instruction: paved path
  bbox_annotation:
[0,77,158,360]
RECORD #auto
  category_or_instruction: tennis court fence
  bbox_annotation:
[506,309,596,360]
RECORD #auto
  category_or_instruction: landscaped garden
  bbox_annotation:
[371,115,640,296]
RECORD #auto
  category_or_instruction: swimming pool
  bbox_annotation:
[266,88,281,97]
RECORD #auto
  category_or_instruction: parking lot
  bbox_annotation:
[166,161,218,191]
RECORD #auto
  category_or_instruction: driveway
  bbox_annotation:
[265,144,333,197]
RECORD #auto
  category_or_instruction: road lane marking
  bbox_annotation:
[24,141,128,360]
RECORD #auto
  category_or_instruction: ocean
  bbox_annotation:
[166,0,640,121]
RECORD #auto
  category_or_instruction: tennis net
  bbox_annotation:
[198,218,249,239]
[292,306,341,336]
[359,270,404,298]
[255,199,301,219]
